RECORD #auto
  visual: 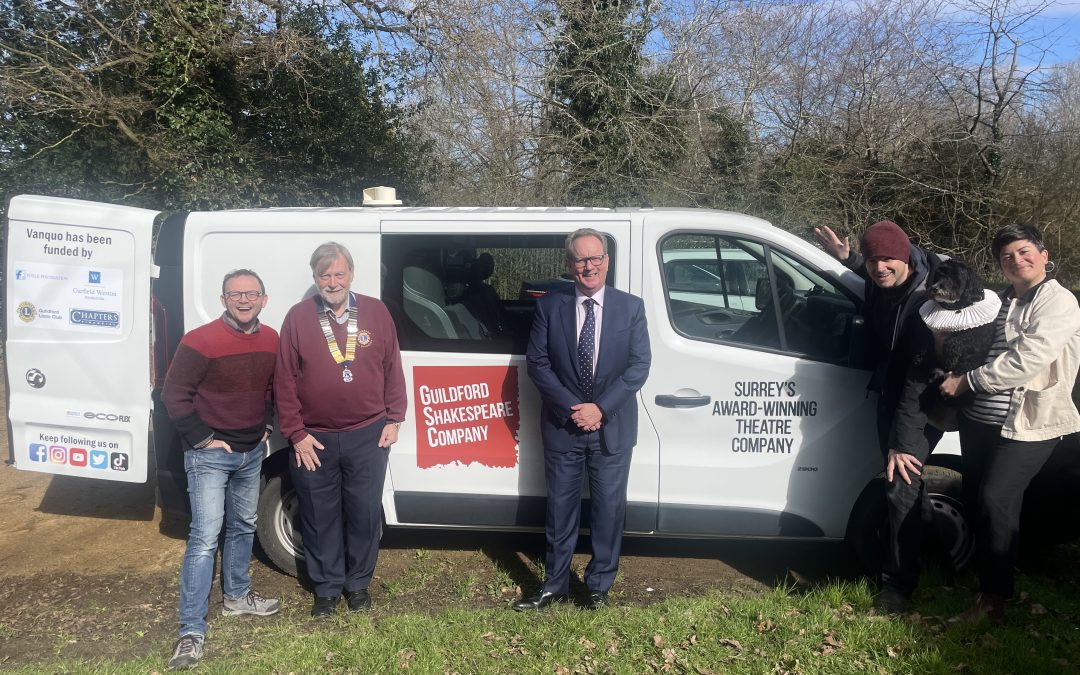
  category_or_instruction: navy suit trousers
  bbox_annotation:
[542,430,633,595]
[289,421,387,597]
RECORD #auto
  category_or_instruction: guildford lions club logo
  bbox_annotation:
[16,301,37,323]
[357,329,373,348]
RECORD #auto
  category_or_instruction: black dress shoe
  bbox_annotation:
[586,590,609,610]
[512,591,567,612]
[311,596,338,618]
[345,589,372,612]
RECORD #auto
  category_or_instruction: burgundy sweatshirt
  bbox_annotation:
[162,317,278,453]
[275,293,407,444]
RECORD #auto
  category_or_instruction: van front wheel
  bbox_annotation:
[256,471,304,577]
[846,466,974,575]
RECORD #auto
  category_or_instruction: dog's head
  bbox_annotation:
[928,259,985,310]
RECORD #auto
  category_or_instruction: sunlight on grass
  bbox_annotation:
[9,575,1080,674]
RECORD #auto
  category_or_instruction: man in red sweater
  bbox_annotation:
[275,242,407,618]
[163,270,281,670]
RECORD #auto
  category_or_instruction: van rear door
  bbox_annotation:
[5,196,158,482]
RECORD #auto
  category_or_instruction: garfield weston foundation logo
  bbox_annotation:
[16,301,37,323]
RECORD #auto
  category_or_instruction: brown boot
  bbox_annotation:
[953,593,1006,625]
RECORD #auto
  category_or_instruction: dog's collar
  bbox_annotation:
[919,289,1002,333]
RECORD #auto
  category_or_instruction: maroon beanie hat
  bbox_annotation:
[860,220,910,263]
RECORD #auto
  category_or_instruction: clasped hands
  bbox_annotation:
[570,402,603,432]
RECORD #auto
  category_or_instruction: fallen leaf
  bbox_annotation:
[718,638,743,652]
[653,634,665,648]
[606,640,619,655]
[663,648,677,663]
[578,637,596,650]
[398,649,417,670]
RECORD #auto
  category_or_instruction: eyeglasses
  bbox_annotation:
[571,254,607,268]
[223,291,264,301]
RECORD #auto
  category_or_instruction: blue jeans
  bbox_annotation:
[178,443,263,637]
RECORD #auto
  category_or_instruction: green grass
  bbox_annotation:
[7,576,1080,674]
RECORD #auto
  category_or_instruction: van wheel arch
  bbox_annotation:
[845,464,973,575]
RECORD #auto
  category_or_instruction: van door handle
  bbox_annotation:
[654,394,711,408]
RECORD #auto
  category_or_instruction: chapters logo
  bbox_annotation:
[69,308,119,328]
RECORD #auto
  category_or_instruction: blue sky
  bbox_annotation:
[1029,1,1080,64]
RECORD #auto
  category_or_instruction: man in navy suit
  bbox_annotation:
[514,228,651,611]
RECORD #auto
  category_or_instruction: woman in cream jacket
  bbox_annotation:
[940,223,1080,624]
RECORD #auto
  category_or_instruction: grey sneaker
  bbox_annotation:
[222,590,282,617]
[168,633,204,670]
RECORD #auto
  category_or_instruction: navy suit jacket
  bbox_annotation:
[526,286,651,453]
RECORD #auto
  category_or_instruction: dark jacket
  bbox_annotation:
[844,244,944,454]
[525,286,651,453]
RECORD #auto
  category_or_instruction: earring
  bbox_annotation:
[1046,260,1057,273]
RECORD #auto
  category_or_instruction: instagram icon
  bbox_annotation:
[48,445,67,464]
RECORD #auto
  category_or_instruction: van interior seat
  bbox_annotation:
[403,265,484,340]
[403,266,460,339]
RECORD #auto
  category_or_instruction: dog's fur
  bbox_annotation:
[926,259,997,387]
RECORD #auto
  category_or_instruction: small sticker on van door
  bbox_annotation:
[413,366,520,468]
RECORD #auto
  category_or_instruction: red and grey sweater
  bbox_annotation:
[275,293,407,444]
[162,317,278,453]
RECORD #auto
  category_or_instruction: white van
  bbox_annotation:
[3,194,972,575]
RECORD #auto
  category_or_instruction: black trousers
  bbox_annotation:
[958,416,1058,598]
[289,421,388,597]
[881,425,944,595]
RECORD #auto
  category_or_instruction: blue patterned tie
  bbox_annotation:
[578,298,596,401]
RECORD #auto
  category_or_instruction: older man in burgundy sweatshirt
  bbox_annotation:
[275,242,407,618]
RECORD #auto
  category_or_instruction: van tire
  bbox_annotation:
[923,465,974,572]
[846,466,973,576]
[256,470,304,577]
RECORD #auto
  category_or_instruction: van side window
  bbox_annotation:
[660,235,859,364]
[382,233,616,354]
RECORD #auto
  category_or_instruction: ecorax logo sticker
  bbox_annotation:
[412,366,520,469]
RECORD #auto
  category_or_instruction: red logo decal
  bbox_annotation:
[413,365,520,468]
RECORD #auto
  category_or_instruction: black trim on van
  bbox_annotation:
[393,492,657,532]
[657,504,823,537]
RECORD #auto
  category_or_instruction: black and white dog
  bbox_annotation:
[919,259,1001,406]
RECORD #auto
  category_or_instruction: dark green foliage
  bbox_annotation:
[0,0,431,214]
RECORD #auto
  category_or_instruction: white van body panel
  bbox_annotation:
[5,196,157,481]
[3,198,963,546]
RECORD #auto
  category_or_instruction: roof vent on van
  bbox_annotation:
[362,186,403,206]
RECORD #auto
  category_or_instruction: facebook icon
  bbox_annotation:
[29,443,48,462]
[15,269,26,280]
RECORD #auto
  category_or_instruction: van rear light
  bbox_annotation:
[524,290,547,298]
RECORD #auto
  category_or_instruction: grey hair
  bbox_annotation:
[564,228,607,261]
[221,269,265,295]
[310,242,355,275]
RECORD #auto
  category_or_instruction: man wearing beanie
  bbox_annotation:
[815,221,946,613]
